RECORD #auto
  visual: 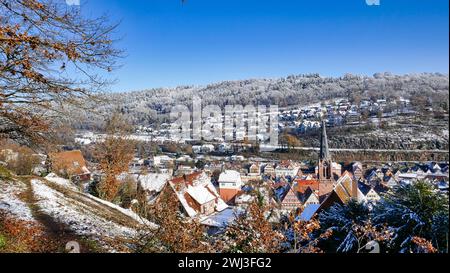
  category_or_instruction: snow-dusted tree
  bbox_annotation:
[93,112,135,202]
[373,180,449,253]
[281,213,326,253]
[216,200,285,253]
[0,0,121,145]
[134,188,211,253]
[317,200,391,253]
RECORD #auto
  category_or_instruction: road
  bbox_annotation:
[258,144,449,153]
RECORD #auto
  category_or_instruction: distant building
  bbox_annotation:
[263,164,276,176]
[165,172,228,218]
[218,170,243,203]
[352,162,363,181]
[280,185,302,211]
[317,171,364,213]
[136,173,171,203]
[275,161,300,178]
[358,182,381,203]
[48,150,91,183]
[345,111,361,124]
[298,187,320,207]
[153,155,174,168]
[201,144,215,153]
[175,165,196,176]
[248,163,261,176]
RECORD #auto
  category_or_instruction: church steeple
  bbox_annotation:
[318,119,333,183]
[319,120,331,161]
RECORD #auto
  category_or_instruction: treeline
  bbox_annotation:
[70,72,449,130]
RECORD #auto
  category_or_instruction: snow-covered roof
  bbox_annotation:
[398,173,418,179]
[187,185,216,205]
[201,207,240,228]
[138,173,171,192]
[170,172,228,218]
[218,170,241,183]
[297,204,320,221]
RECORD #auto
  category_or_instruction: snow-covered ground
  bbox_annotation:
[45,173,79,191]
[0,179,34,222]
[30,176,156,247]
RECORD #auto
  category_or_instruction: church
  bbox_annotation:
[315,120,342,197]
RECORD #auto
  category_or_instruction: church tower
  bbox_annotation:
[318,120,333,182]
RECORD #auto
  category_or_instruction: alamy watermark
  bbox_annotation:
[366,0,380,6]
[170,97,279,146]
[65,0,80,6]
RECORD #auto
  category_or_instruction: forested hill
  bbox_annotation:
[74,72,449,128]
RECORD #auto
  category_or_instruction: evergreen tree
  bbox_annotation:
[317,200,372,253]
[373,181,449,253]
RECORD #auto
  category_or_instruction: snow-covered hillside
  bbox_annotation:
[0,174,156,252]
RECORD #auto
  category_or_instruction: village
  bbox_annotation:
[138,96,416,141]
[4,118,446,238]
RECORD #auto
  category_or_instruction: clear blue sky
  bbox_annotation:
[81,0,449,92]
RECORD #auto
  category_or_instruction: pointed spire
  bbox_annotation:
[319,120,331,160]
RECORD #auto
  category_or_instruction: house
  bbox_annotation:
[218,143,233,154]
[345,111,361,124]
[130,157,144,168]
[297,120,320,134]
[280,185,302,211]
[136,173,171,203]
[385,176,399,188]
[200,207,240,235]
[398,172,418,183]
[296,177,330,203]
[230,155,245,162]
[167,172,228,218]
[175,165,196,176]
[153,155,174,168]
[352,162,363,181]
[176,155,193,163]
[298,187,320,206]
[333,171,365,203]
[358,182,381,203]
[317,171,364,213]
[297,204,321,221]
[248,163,261,176]
[201,144,215,153]
[158,167,173,176]
[218,170,243,203]
[327,113,344,127]
[437,180,449,193]
[234,192,255,208]
[275,161,300,178]
[296,178,319,194]
[263,164,276,176]
[48,150,91,183]
[192,145,202,154]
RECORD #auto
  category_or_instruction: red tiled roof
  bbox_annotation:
[49,150,90,177]
[296,179,319,193]
[170,172,203,187]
